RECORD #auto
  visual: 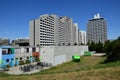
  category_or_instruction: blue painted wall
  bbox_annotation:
[2,54,15,67]
[0,46,15,68]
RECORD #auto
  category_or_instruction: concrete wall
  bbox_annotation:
[40,46,88,66]
[29,20,35,46]
[54,46,88,61]
[35,19,40,46]
[40,46,54,64]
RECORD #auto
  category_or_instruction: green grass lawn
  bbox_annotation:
[0,56,120,80]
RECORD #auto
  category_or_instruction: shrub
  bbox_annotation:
[26,60,30,64]
[19,61,24,65]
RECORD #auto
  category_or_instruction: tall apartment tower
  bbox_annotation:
[29,14,58,46]
[87,13,107,44]
[30,14,78,46]
[80,31,87,44]
[58,16,73,46]
[72,23,79,44]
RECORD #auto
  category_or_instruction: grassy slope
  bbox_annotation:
[0,56,120,80]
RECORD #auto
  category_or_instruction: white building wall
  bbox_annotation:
[40,46,88,66]
[79,46,88,55]
[36,47,39,52]
[58,16,73,45]
[40,46,54,65]
[35,19,40,46]
[72,23,79,44]
[78,31,82,45]
[30,14,58,46]
[80,31,87,44]
[14,47,35,62]
[29,20,35,46]
[29,47,32,53]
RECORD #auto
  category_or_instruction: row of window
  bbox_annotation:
[40,28,54,32]
[40,22,54,27]
[40,19,54,24]
[40,41,54,43]
[40,25,54,30]
[40,39,54,41]
[40,44,54,46]
[4,56,31,63]
[40,33,54,36]
[2,48,38,55]
[40,35,54,38]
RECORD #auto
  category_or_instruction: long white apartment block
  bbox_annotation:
[58,16,73,46]
[87,13,107,43]
[79,31,87,44]
[72,23,79,44]
[30,14,78,46]
[30,14,58,46]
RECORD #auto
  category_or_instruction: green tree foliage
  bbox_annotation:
[96,41,104,53]
[89,41,104,53]
[89,42,96,51]
[88,37,120,62]
[105,37,120,62]
[104,40,111,53]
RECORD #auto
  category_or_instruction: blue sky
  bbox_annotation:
[0,0,120,40]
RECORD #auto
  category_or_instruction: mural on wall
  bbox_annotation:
[0,47,15,68]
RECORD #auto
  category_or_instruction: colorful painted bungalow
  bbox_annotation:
[14,46,40,65]
[0,46,40,69]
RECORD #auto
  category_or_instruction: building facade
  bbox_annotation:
[12,38,29,46]
[0,38,10,46]
[80,31,87,44]
[87,13,107,43]
[72,23,79,45]
[30,14,58,46]
[58,16,73,46]
[30,14,79,46]
[0,46,40,68]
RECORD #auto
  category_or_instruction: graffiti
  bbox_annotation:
[19,62,52,72]
[37,62,52,67]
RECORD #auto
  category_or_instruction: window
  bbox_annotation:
[11,58,14,60]
[6,59,9,62]
[8,48,11,54]
[20,57,22,60]
[32,47,36,52]
[2,50,6,54]
[26,48,29,53]
[27,57,29,59]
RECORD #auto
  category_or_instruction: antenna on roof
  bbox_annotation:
[94,13,100,19]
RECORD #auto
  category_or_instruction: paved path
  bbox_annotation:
[5,62,45,75]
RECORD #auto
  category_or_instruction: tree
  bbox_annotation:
[89,42,96,51]
[104,40,111,53]
[105,37,120,62]
[95,41,104,53]
[89,41,104,53]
